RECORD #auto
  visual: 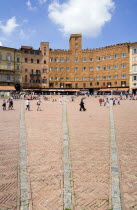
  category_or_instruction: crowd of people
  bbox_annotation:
[1,92,137,112]
[2,98,14,111]
[98,97,121,107]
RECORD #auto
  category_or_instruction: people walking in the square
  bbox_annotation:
[2,100,6,111]
[113,98,116,106]
[10,99,13,109]
[79,98,86,111]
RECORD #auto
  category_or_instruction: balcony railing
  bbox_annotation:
[30,73,41,76]
[0,68,15,73]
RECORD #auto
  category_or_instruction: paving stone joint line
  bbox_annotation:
[110,100,122,210]
[20,99,29,210]
[63,98,72,210]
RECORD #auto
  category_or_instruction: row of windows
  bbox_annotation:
[24,58,46,64]
[0,55,20,62]
[24,48,47,55]
[49,74,126,81]
[24,77,47,83]
[24,69,47,73]
[0,64,20,70]
[24,50,40,55]
[49,54,127,63]
[51,81,126,87]
[0,75,19,81]
[49,64,127,72]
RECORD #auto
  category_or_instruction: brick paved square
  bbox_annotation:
[0,96,137,210]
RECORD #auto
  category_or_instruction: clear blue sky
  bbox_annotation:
[0,0,137,50]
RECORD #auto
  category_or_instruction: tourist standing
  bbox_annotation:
[37,99,41,111]
[99,98,102,106]
[106,98,109,108]
[26,99,30,111]
[118,97,120,105]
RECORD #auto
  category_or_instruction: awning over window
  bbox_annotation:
[0,86,15,91]
[98,88,129,92]
[98,88,112,92]
[131,87,137,90]
[47,89,80,91]
[117,88,129,91]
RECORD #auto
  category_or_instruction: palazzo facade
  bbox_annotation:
[0,34,137,94]
[49,34,130,93]
[0,46,22,90]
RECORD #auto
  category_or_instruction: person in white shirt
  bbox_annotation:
[26,99,30,111]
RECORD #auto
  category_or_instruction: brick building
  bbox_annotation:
[21,42,49,90]
[1,34,136,94]
[49,34,130,94]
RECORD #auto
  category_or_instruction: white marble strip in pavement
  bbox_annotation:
[110,100,122,210]
[20,100,29,210]
[63,98,72,210]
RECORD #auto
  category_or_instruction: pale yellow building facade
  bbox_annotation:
[0,46,22,90]
[129,43,137,94]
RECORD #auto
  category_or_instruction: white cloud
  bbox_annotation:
[48,0,115,37]
[38,0,47,4]
[0,16,19,35]
[26,0,37,10]
[0,41,3,46]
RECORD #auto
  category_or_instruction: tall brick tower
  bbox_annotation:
[69,34,82,53]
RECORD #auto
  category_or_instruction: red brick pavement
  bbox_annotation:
[25,98,63,210]
[0,100,20,210]
[67,96,111,210]
[1,96,137,210]
[114,100,137,210]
